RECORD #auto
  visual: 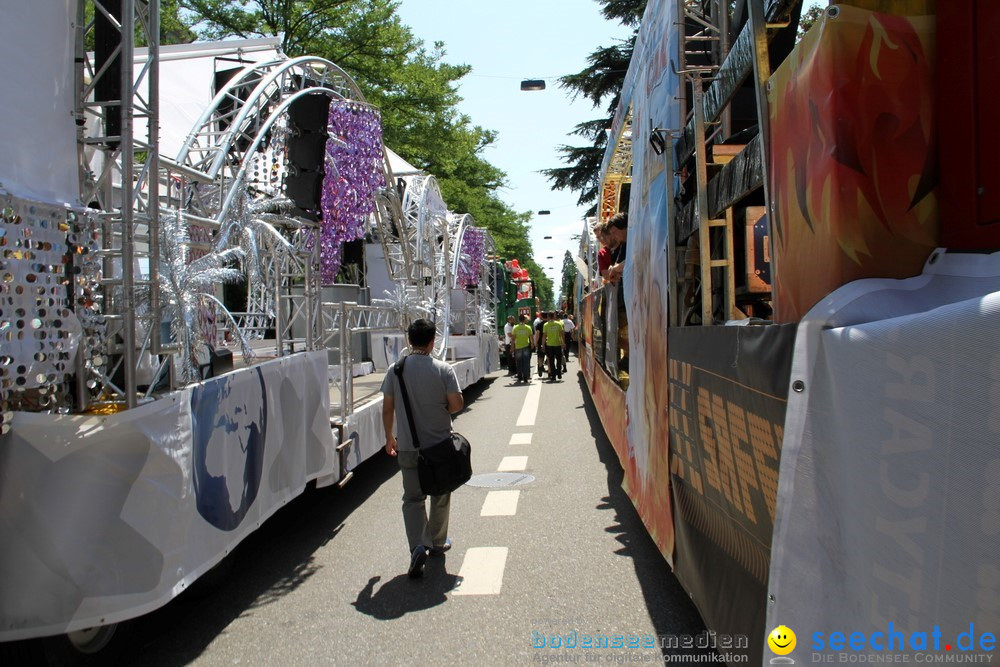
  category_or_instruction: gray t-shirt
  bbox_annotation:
[380,354,461,451]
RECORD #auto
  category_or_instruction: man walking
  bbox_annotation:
[534,311,547,378]
[511,314,535,383]
[381,319,464,578]
[542,312,566,382]
[503,315,515,376]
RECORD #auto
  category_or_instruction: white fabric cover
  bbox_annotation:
[767,249,1000,654]
[0,0,79,204]
[0,352,335,641]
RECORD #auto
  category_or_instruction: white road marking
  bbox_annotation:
[516,382,542,426]
[497,456,528,472]
[508,432,533,445]
[451,547,509,596]
[481,490,520,516]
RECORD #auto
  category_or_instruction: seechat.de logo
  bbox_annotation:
[768,625,797,664]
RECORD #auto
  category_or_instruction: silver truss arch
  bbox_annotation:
[397,173,451,358]
[176,56,367,179]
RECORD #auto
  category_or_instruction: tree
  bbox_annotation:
[180,0,547,297]
[798,5,824,41]
[558,250,576,312]
[541,0,645,215]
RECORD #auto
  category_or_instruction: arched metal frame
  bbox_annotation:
[398,173,451,358]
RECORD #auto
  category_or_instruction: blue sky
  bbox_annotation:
[394,0,634,287]
[394,1,824,287]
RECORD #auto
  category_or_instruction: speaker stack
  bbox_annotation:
[284,95,332,212]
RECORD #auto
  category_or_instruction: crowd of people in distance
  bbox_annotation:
[502,311,576,384]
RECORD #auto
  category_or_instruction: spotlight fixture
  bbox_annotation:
[649,127,668,156]
[520,79,546,91]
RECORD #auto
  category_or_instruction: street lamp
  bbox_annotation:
[520,79,546,91]
[538,210,551,215]
[543,235,552,240]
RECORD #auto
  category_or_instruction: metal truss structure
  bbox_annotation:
[320,302,400,422]
[71,0,497,418]
[595,0,802,326]
[392,173,452,358]
[74,2,419,409]
[599,108,632,223]
[671,0,801,325]
[76,0,161,409]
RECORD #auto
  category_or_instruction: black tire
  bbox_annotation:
[0,621,134,666]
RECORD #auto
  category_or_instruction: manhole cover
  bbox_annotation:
[465,472,535,488]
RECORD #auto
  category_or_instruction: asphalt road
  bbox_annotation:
[121,357,714,665]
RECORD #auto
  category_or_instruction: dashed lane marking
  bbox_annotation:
[497,456,528,472]
[509,432,533,445]
[480,490,520,516]
[515,382,542,427]
[450,547,509,596]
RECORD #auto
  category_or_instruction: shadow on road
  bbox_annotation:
[126,374,501,663]
[574,371,716,659]
[455,375,496,415]
[130,452,400,664]
[351,559,460,620]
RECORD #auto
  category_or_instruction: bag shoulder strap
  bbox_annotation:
[394,356,421,449]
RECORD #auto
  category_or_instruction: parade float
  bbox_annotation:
[580,0,999,663]
[0,0,499,653]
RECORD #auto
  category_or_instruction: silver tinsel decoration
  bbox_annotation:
[143,209,254,383]
[373,285,434,328]
[217,191,297,319]
[478,303,496,334]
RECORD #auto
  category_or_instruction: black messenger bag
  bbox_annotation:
[394,357,472,496]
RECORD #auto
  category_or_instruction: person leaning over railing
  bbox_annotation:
[605,212,628,285]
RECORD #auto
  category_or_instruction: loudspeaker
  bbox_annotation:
[287,94,331,133]
[214,66,254,151]
[95,0,122,145]
[284,169,323,212]
[284,95,331,211]
[341,239,364,266]
[200,346,234,380]
[286,133,325,170]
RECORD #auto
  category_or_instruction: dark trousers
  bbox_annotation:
[537,344,545,375]
[545,346,563,380]
[515,347,533,381]
[504,343,514,373]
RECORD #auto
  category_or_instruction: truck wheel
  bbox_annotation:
[0,622,132,666]
[64,624,120,655]
[42,622,133,664]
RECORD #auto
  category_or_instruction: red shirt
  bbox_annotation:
[598,247,611,275]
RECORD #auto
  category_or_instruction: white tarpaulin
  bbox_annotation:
[134,38,282,160]
[767,249,1000,657]
[0,0,79,204]
[0,351,335,640]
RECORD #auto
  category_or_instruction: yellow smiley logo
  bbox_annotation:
[768,625,797,655]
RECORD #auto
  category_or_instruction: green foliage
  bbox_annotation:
[83,0,195,49]
[543,1,645,215]
[798,5,824,41]
[558,250,576,312]
[181,0,541,298]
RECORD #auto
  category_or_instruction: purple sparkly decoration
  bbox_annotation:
[458,227,487,287]
[319,101,385,282]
